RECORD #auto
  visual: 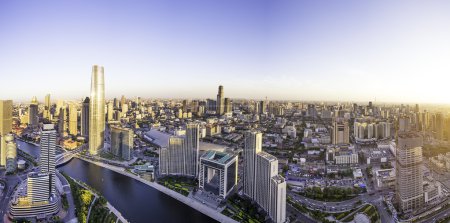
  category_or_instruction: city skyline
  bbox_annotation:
[2,1,450,103]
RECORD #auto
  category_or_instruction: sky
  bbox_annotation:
[1,0,450,104]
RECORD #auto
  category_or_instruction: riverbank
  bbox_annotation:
[76,156,238,223]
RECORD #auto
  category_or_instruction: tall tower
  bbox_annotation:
[89,65,105,155]
[68,103,78,136]
[44,94,51,119]
[396,117,423,213]
[185,123,199,177]
[81,97,90,137]
[40,124,57,196]
[29,96,39,127]
[243,130,262,199]
[216,85,224,115]
[0,100,13,166]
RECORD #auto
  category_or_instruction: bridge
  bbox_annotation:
[55,145,86,167]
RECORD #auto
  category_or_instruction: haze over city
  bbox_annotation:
[1,0,450,103]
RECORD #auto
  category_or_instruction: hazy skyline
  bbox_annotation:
[1,0,450,104]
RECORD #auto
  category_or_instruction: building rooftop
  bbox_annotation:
[258,151,278,162]
[201,150,236,164]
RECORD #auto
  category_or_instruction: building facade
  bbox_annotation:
[89,65,105,155]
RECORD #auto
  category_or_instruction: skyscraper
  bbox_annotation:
[216,85,224,115]
[44,94,51,119]
[435,112,444,140]
[68,103,78,136]
[89,65,105,155]
[40,124,57,196]
[58,106,66,136]
[396,118,423,213]
[107,101,114,122]
[331,119,350,144]
[0,100,13,166]
[243,130,262,199]
[185,123,199,177]
[224,98,232,114]
[81,97,90,137]
[110,126,133,160]
[29,96,39,127]
[243,131,286,223]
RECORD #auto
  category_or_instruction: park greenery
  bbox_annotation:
[301,186,363,202]
[221,194,265,223]
[157,176,196,196]
[62,172,119,223]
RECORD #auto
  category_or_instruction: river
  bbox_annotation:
[17,140,216,223]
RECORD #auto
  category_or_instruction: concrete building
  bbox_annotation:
[29,96,39,127]
[110,126,133,160]
[243,131,286,223]
[81,97,90,137]
[89,65,105,155]
[326,145,358,165]
[396,131,423,213]
[331,120,349,144]
[40,124,57,195]
[68,103,78,136]
[375,168,395,189]
[44,94,51,119]
[0,100,13,166]
[216,85,224,115]
[58,106,67,136]
[198,150,238,199]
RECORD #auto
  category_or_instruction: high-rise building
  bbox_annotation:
[110,126,133,160]
[29,96,39,127]
[243,131,286,223]
[0,100,13,166]
[396,117,423,213]
[331,119,350,144]
[185,123,199,177]
[44,94,51,119]
[259,100,267,114]
[159,123,200,177]
[198,150,238,199]
[81,97,90,137]
[224,98,232,114]
[89,65,105,155]
[58,106,67,136]
[40,124,57,196]
[243,130,262,199]
[120,95,126,109]
[107,101,114,122]
[216,85,224,115]
[68,103,78,136]
[435,113,444,140]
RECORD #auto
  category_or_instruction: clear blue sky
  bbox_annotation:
[1,0,450,103]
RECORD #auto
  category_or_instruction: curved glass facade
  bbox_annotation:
[89,65,105,155]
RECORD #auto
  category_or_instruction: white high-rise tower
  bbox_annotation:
[89,65,105,155]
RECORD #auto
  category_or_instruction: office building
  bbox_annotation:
[396,129,424,213]
[216,85,224,115]
[159,123,200,177]
[107,101,114,121]
[44,94,51,119]
[0,100,13,166]
[435,113,444,140]
[185,123,200,177]
[224,98,232,114]
[110,126,133,160]
[331,119,349,144]
[89,65,105,155]
[29,96,39,127]
[58,106,66,136]
[243,131,286,223]
[243,130,262,199]
[68,103,78,136]
[198,150,238,199]
[40,124,57,195]
[81,97,90,137]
